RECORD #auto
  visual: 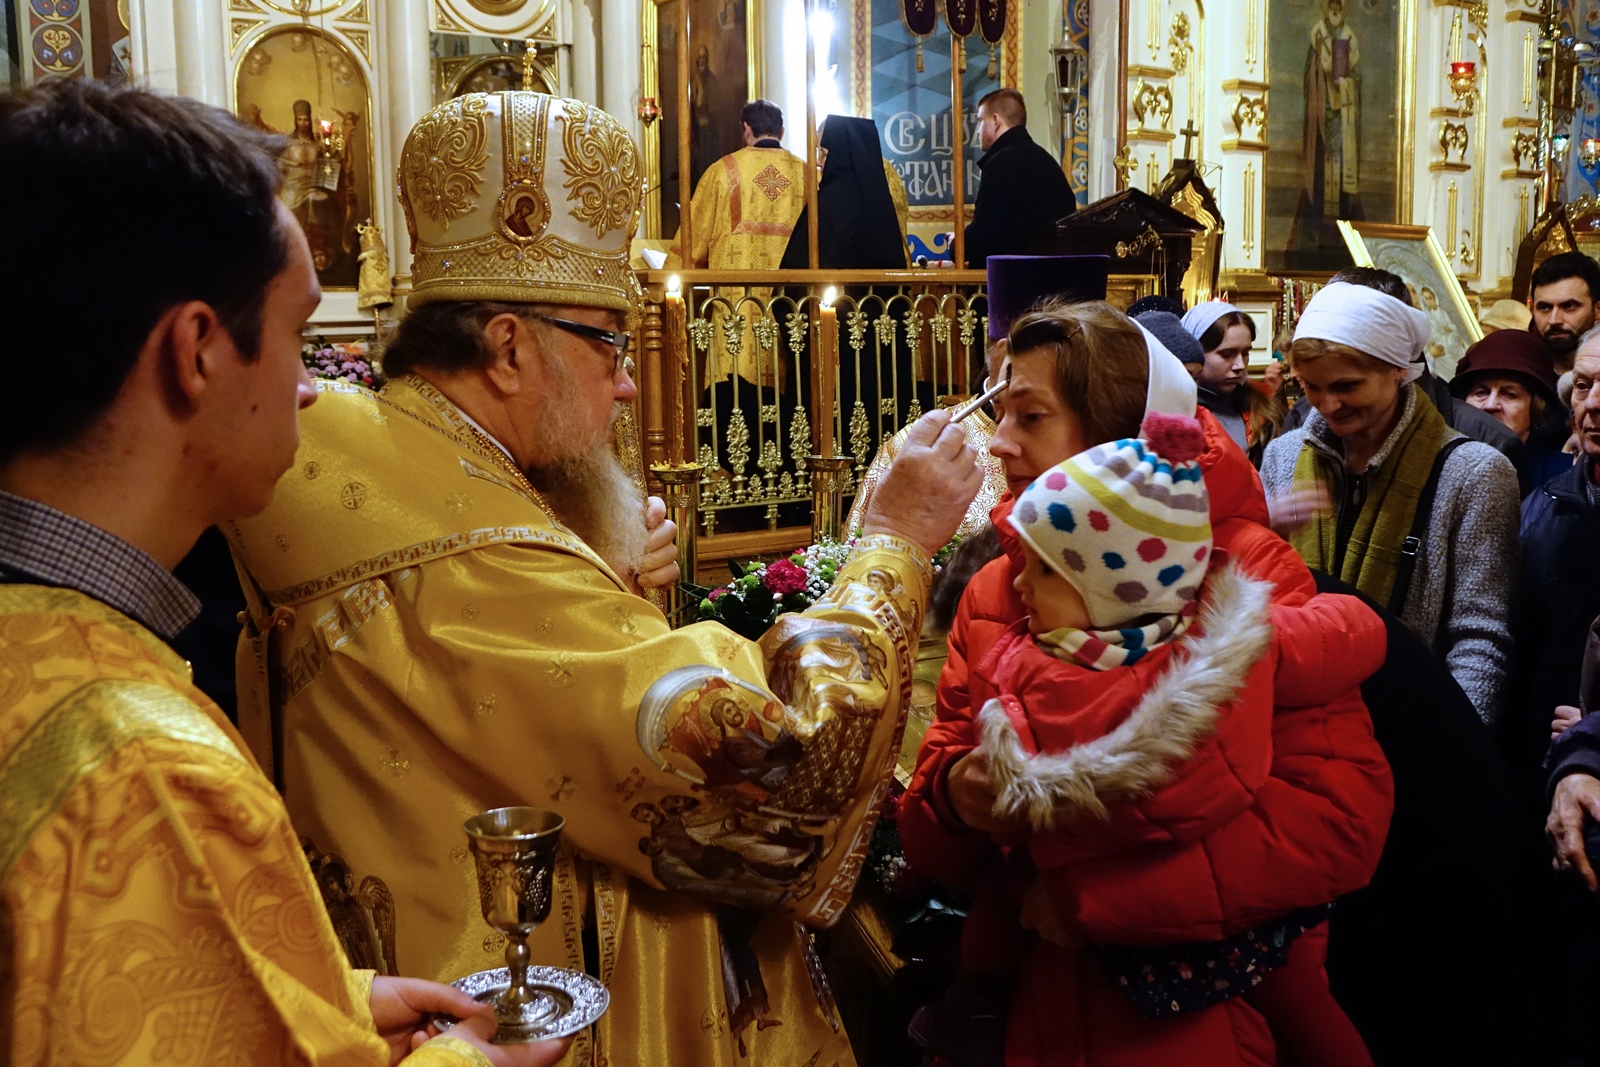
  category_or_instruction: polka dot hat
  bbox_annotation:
[1009,412,1213,629]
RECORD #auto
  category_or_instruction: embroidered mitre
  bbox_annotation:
[397,91,643,313]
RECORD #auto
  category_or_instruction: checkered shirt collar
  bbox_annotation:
[0,490,200,640]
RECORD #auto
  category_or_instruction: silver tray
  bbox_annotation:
[440,965,609,1043]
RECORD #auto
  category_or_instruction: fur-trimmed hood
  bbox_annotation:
[978,563,1275,830]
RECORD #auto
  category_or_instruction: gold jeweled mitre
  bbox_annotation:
[397,91,643,313]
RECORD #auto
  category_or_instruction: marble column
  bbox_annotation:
[600,0,642,146]
[382,0,433,281]
[171,0,225,105]
[127,0,179,93]
[570,0,600,105]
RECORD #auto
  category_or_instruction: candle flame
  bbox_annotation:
[666,274,683,297]
[822,286,838,308]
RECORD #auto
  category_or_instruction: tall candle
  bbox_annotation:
[665,276,688,465]
[818,287,838,457]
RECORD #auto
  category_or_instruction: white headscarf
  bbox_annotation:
[1292,282,1431,383]
[1180,301,1244,344]
[1139,320,1198,417]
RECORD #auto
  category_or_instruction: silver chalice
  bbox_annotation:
[454,806,608,1042]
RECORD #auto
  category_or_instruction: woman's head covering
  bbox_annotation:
[1449,330,1560,407]
[1139,320,1198,417]
[1180,301,1245,345]
[986,255,1110,340]
[1135,311,1204,366]
[780,116,905,269]
[1292,282,1431,383]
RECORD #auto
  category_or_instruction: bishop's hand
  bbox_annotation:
[636,495,680,592]
[859,410,982,557]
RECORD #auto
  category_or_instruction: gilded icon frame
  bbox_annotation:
[1337,220,1482,380]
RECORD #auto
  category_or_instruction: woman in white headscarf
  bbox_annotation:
[1181,301,1287,463]
[1259,282,1520,726]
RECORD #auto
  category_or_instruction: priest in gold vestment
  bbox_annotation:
[666,99,806,388]
[224,90,983,1067]
[0,80,560,1067]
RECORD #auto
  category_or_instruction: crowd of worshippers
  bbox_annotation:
[20,72,1600,1067]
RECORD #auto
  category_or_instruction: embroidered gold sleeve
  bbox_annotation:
[388,535,929,928]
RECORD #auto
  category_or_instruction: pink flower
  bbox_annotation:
[708,586,729,601]
[764,558,808,597]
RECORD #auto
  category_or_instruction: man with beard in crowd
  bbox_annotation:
[223,88,980,1067]
[1530,252,1600,375]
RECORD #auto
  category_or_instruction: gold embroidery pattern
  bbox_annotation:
[610,603,640,636]
[558,99,642,238]
[380,747,411,778]
[475,694,498,717]
[503,90,550,186]
[279,577,397,702]
[445,493,473,513]
[0,586,186,673]
[401,93,491,225]
[266,524,592,605]
[753,163,792,202]
[339,482,368,510]
[0,679,242,881]
[545,652,576,688]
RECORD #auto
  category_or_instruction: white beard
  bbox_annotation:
[528,441,648,583]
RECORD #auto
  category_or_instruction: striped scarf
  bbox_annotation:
[1035,599,1199,670]
[1286,383,1451,608]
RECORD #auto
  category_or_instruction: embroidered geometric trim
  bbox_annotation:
[0,678,243,882]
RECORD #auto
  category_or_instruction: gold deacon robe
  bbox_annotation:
[667,146,807,388]
[224,376,933,1067]
[0,584,490,1067]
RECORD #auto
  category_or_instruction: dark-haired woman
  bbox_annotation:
[1181,301,1282,463]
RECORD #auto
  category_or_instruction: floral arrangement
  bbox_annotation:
[302,339,380,387]
[694,540,857,640]
[691,534,963,641]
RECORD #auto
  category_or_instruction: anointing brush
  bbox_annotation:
[949,363,1012,422]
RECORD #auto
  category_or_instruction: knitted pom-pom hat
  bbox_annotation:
[1009,412,1213,629]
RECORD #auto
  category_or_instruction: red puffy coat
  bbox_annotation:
[900,411,1395,1067]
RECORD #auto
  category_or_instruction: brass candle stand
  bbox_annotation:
[807,455,853,545]
[650,461,703,618]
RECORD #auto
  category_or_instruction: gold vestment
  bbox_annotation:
[667,146,808,386]
[224,376,932,1067]
[847,413,1006,540]
[0,584,489,1067]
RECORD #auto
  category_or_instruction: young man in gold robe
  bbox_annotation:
[224,88,982,1066]
[0,80,564,1067]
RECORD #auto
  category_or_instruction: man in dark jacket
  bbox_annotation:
[1514,334,1600,791]
[962,89,1075,267]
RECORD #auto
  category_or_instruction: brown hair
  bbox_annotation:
[978,87,1026,127]
[1285,337,1396,376]
[382,300,557,377]
[1197,310,1257,353]
[1004,299,1148,445]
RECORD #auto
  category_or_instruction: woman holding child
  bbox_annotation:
[898,299,1395,1067]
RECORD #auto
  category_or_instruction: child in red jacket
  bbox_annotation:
[910,413,1390,1067]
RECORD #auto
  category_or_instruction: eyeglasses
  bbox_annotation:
[528,313,633,374]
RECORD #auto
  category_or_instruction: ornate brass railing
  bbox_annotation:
[634,269,987,586]
[631,268,1152,596]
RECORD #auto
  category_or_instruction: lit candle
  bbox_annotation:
[665,275,688,465]
[1450,61,1475,76]
[818,287,838,457]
